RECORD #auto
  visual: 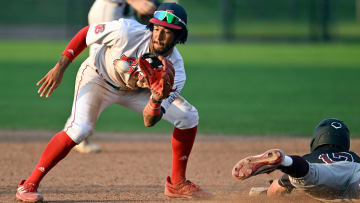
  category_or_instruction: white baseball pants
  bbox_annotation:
[63,58,199,143]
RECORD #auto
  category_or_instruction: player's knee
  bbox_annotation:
[173,107,199,129]
[64,123,94,144]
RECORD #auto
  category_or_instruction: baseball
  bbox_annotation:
[114,60,130,74]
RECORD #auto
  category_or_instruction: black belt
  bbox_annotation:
[104,79,120,90]
[95,69,120,90]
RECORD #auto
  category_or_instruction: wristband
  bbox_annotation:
[150,95,162,105]
[144,99,162,116]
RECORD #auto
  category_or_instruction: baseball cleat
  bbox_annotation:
[164,176,212,199]
[74,138,102,153]
[232,149,284,181]
[16,180,43,202]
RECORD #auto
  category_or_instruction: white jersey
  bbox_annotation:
[86,19,186,110]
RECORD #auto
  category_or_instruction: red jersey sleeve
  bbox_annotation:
[62,26,89,62]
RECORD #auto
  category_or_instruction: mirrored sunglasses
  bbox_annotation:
[153,11,186,26]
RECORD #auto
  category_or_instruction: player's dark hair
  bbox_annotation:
[147,23,188,44]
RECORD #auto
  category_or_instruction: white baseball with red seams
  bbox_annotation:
[114,60,130,73]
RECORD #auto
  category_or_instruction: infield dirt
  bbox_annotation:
[2,130,359,203]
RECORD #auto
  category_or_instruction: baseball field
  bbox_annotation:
[2,132,360,202]
[1,40,360,202]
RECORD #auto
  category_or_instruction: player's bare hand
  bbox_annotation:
[37,56,70,98]
[267,179,287,197]
[126,0,156,15]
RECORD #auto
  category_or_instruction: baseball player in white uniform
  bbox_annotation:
[76,0,156,153]
[232,118,360,201]
[16,3,211,202]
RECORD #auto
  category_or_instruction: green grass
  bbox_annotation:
[187,21,360,39]
[181,0,360,39]
[0,40,359,136]
[2,0,360,39]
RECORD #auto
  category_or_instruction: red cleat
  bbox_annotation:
[16,180,43,202]
[164,176,212,199]
[232,149,284,181]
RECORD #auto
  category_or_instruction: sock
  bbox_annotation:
[25,131,76,186]
[278,155,309,178]
[170,126,197,185]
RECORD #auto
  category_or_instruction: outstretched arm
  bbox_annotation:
[37,26,89,98]
[37,56,71,98]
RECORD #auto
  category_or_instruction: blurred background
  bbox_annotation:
[1,0,360,41]
[0,0,359,136]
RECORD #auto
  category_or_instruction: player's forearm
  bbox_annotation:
[142,97,163,127]
[55,55,72,73]
[143,113,162,127]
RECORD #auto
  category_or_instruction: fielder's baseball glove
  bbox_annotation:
[137,53,175,101]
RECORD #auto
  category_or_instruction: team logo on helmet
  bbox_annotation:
[331,122,342,129]
[166,9,174,13]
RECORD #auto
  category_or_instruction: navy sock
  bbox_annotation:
[279,155,309,178]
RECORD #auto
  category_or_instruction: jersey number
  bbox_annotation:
[318,152,354,164]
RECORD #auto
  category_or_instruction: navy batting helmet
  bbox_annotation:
[310,118,350,152]
[149,2,187,30]
[147,2,188,44]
